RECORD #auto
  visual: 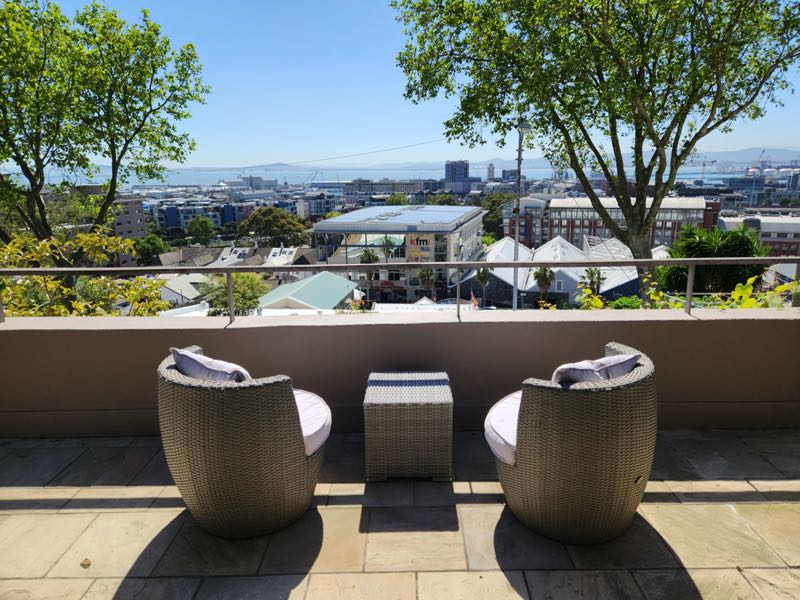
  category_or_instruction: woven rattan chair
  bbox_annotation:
[490,342,657,544]
[157,346,326,539]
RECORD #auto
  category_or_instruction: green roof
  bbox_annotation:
[258,271,357,310]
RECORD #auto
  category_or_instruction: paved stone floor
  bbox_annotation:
[0,429,798,599]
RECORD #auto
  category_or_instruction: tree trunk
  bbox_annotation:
[627,232,654,299]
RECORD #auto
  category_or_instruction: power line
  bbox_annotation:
[285,139,446,165]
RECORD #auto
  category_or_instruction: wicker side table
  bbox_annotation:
[364,371,453,481]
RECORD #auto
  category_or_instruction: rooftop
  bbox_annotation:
[548,197,708,210]
[313,205,483,233]
[0,429,797,599]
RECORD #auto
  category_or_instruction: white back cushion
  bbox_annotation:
[170,347,252,382]
[552,354,640,385]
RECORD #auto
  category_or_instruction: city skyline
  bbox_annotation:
[44,0,800,168]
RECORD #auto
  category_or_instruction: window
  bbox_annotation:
[776,232,788,239]
[555,280,563,292]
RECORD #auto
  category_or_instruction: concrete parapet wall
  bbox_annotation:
[1,309,798,436]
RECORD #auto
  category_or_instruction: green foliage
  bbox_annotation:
[723,277,799,309]
[576,288,606,310]
[0,230,168,316]
[475,267,492,307]
[533,266,555,300]
[659,224,769,293]
[360,248,380,264]
[133,233,170,266]
[641,272,684,310]
[379,234,395,263]
[393,0,800,260]
[200,273,269,317]
[0,0,208,246]
[481,234,496,246]
[418,268,436,293]
[385,194,410,206]
[428,194,456,205]
[239,207,308,247]
[324,210,343,219]
[579,267,606,295]
[609,295,642,310]
[186,216,216,246]
[481,193,515,239]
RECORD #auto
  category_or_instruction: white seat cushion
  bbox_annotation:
[170,347,251,382]
[294,389,332,456]
[551,353,640,385]
[484,390,522,465]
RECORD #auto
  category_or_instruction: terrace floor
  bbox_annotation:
[0,430,798,600]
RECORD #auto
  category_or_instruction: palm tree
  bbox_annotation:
[475,267,492,308]
[533,267,555,302]
[580,267,606,295]
[360,248,380,304]
[379,234,394,263]
[418,268,435,300]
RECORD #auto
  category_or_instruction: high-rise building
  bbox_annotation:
[445,160,470,183]
[487,163,495,181]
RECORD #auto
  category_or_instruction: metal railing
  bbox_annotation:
[1,255,798,324]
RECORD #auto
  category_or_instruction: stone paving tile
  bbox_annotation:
[567,514,678,569]
[83,577,201,600]
[664,479,765,502]
[306,572,415,600]
[48,510,184,578]
[418,570,529,600]
[60,486,164,512]
[734,503,800,566]
[650,437,702,480]
[0,448,85,486]
[194,575,308,600]
[458,504,571,571]
[642,480,680,503]
[328,481,414,507]
[5,438,65,449]
[638,504,784,568]
[129,436,164,447]
[153,514,270,576]
[319,459,365,484]
[58,437,134,448]
[0,579,92,599]
[260,507,366,574]
[49,446,160,487]
[743,568,800,600]
[748,479,800,501]
[0,513,96,577]
[365,506,467,572]
[413,481,472,506]
[148,485,185,511]
[669,438,785,480]
[526,570,645,599]
[129,450,174,486]
[0,486,79,513]
[634,569,761,600]
[747,440,800,478]
[453,432,497,481]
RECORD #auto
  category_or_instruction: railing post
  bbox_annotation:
[456,268,461,322]
[684,264,696,315]
[0,292,5,324]
[226,272,235,325]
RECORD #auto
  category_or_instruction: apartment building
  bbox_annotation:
[719,215,800,256]
[112,198,147,267]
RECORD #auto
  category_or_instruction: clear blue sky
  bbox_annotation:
[58,0,800,167]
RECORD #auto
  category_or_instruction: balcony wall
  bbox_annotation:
[1,309,798,436]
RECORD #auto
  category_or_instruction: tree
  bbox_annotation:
[428,194,456,206]
[200,273,268,317]
[659,224,769,293]
[418,268,436,298]
[379,234,395,263]
[394,0,800,261]
[324,211,343,219]
[186,216,215,246]
[134,233,170,266]
[481,193,515,239]
[239,207,308,247]
[360,248,380,304]
[533,267,555,301]
[0,0,208,255]
[475,267,492,307]
[482,234,496,247]
[385,193,410,206]
[580,267,606,296]
[0,230,168,316]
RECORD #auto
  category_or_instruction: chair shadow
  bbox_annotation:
[110,506,323,600]
[493,508,703,599]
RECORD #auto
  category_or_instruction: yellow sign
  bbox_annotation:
[406,234,433,262]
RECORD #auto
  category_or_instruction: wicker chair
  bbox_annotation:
[157,346,326,539]
[489,342,657,544]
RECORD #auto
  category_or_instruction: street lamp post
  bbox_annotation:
[512,117,531,310]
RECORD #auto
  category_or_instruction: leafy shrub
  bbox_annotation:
[609,295,642,309]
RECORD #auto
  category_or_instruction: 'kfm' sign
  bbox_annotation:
[406,234,433,262]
